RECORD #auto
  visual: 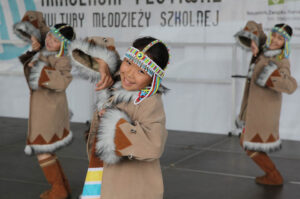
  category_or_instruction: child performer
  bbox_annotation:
[235,22,297,186]
[69,36,169,199]
[16,21,76,198]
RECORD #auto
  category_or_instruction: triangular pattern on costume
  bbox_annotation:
[251,134,264,143]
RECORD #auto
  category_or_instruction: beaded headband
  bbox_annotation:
[123,39,170,104]
[124,46,165,78]
[272,26,291,41]
[49,25,72,57]
[266,25,291,59]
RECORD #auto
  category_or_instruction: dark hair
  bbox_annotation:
[132,36,169,70]
[54,23,76,41]
[275,23,293,37]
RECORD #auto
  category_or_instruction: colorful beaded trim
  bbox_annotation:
[124,46,165,78]
[272,26,291,41]
[50,25,71,44]
[50,25,72,57]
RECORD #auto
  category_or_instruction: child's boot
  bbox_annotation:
[39,155,70,199]
[247,151,283,186]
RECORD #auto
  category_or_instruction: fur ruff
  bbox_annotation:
[256,61,278,87]
[13,21,41,43]
[243,139,282,153]
[69,39,119,83]
[234,30,259,51]
[96,108,132,164]
[28,49,57,90]
[28,60,45,90]
[110,81,139,105]
[24,131,73,155]
[94,81,168,111]
[95,89,111,111]
[263,49,282,57]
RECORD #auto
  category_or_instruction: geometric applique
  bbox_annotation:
[63,128,69,137]
[28,135,47,145]
[49,134,60,143]
[39,66,55,87]
[271,70,281,77]
[266,134,276,143]
[251,134,263,143]
[266,78,274,87]
[114,119,132,151]
[266,70,281,88]
[28,128,70,145]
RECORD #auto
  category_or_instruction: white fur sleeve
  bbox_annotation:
[256,61,278,87]
[28,61,45,90]
[96,108,132,164]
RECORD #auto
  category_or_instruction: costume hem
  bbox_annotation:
[24,131,73,155]
[243,139,282,153]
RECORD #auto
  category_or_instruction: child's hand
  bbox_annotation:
[95,58,114,91]
[98,109,106,117]
[28,61,36,67]
[31,36,41,51]
[251,40,259,57]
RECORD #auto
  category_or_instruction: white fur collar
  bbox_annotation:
[95,81,138,111]
[31,48,57,63]
[95,80,168,110]
[111,81,139,105]
[263,49,282,57]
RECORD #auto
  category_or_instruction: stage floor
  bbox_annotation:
[1,117,300,199]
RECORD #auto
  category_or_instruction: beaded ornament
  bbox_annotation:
[266,25,291,59]
[123,39,170,104]
[49,25,72,57]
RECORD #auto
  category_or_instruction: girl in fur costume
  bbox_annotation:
[235,22,297,186]
[16,21,76,199]
[69,36,169,199]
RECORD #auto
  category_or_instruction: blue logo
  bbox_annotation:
[0,0,36,60]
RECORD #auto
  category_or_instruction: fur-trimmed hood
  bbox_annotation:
[68,38,120,83]
[234,21,266,50]
[13,11,49,43]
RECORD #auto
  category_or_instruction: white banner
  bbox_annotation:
[1,0,300,61]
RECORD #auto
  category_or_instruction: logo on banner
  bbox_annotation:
[0,0,36,60]
[268,0,284,5]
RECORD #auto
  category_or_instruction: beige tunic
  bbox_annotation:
[19,50,73,155]
[87,86,167,199]
[239,51,297,152]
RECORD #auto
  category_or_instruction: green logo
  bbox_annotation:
[268,0,285,5]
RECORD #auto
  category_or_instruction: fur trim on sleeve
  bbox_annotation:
[28,60,45,90]
[256,61,278,87]
[96,108,132,164]
[69,39,120,83]
[95,89,111,111]
[13,21,41,43]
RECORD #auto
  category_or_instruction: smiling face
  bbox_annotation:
[269,32,285,50]
[120,58,152,91]
[45,32,61,52]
